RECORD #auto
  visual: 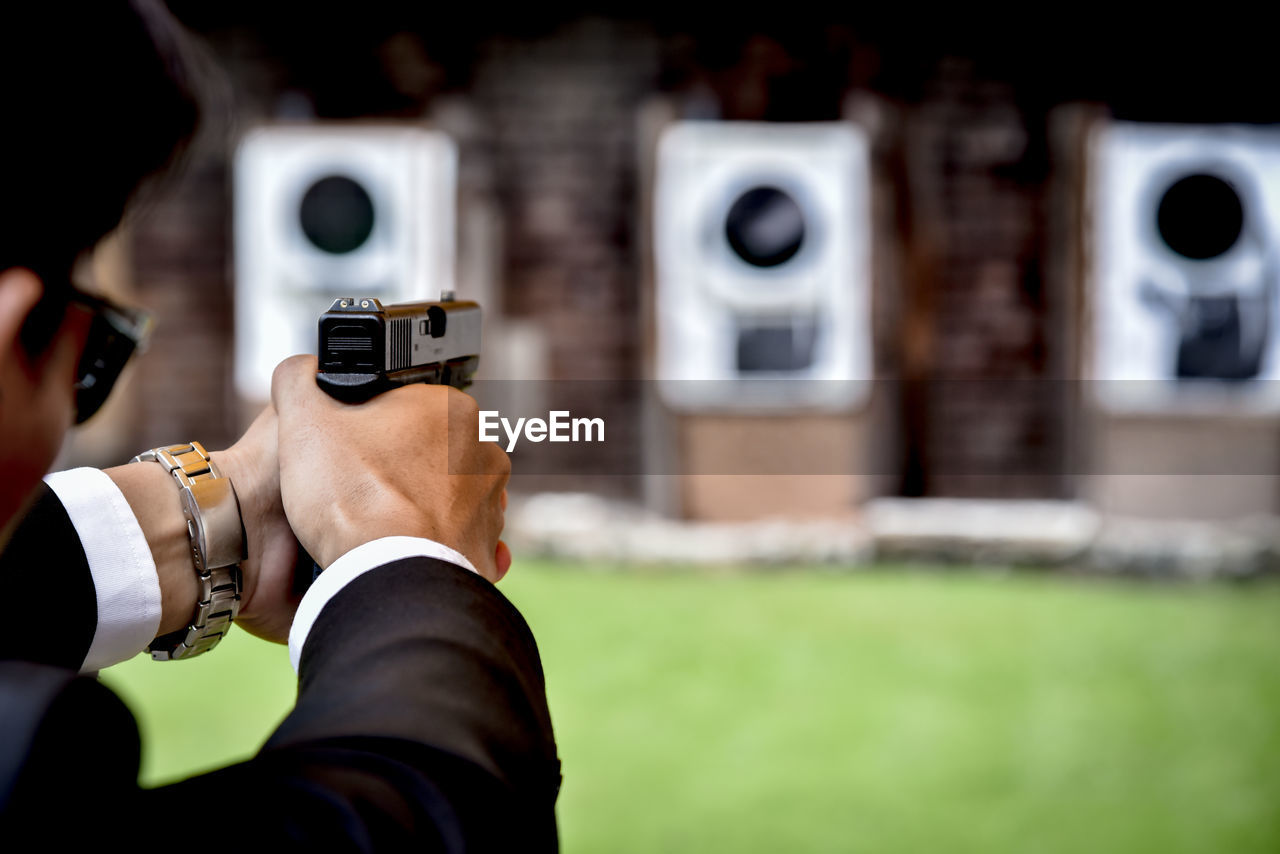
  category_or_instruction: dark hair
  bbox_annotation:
[1,1,202,354]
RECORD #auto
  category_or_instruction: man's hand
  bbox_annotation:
[105,408,304,646]
[211,406,304,644]
[271,355,511,583]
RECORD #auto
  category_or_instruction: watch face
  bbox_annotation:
[183,476,245,571]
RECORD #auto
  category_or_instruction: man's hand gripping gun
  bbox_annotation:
[298,293,481,586]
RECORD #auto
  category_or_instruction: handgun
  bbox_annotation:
[299,292,482,589]
[315,292,481,402]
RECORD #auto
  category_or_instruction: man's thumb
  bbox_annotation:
[270,354,321,416]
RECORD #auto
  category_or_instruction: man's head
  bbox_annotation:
[0,1,201,539]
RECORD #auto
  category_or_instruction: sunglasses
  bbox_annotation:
[68,287,153,424]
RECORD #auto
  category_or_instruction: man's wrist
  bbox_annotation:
[130,442,245,660]
[44,467,162,672]
[104,461,199,638]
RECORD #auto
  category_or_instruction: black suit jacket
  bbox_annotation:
[0,484,561,851]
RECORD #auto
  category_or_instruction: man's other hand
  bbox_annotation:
[271,354,512,583]
[211,406,302,644]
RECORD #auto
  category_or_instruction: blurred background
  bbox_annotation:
[82,4,1280,852]
[65,4,1280,522]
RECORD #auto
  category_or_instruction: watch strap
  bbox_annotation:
[131,442,245,660]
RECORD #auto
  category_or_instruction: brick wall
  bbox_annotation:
[463,20,659,495]
[897,58,1064,497]
[129,157,238,451]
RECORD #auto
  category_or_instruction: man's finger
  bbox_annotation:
[494,540,511,582]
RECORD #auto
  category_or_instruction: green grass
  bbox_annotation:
[101,564,1280,853]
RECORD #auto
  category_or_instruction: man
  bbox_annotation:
[0,3,559,849]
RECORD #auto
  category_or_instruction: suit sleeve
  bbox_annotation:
[275,557,560,794]
[0,469,162,672]
[148,557,562,850]
[0,484,98,669]
[2,472,560,849]
[3,558,561,851]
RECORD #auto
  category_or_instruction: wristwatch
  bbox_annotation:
[132,442,245,660]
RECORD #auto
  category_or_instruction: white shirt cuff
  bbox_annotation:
[287,536,478,673]
[44,468,162,673]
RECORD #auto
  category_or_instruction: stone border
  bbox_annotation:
[504,493,1280,578]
